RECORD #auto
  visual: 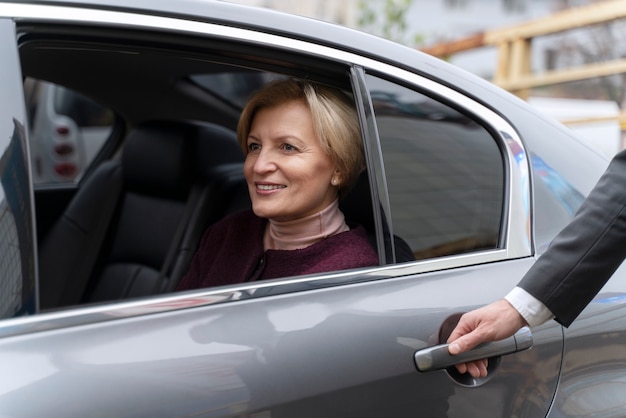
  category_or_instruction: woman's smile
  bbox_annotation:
[256,182,286,192]
[244,100,339,222]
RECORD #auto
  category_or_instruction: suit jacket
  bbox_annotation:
[519,148,626,327]
[177,209,379,290]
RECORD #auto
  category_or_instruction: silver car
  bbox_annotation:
[0,1,622,416]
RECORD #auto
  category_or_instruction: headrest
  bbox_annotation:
[122,121,195,199]
[194,122,244,179]
[339,170,374,231]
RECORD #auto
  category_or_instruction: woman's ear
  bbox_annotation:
[331,170,343,187]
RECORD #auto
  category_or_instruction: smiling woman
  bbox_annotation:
[244,100,340,222]
[177,79,379,289]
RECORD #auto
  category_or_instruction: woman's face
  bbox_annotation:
[244,100,339,222]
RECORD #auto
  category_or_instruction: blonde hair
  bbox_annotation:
[237,78,365,197]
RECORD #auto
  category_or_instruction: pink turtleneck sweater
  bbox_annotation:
[264,199,349,251]
[177,201,379,290]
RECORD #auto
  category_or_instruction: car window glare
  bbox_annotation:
[24,78,115,185]
[52,86,115,128]
[366,74,505,262]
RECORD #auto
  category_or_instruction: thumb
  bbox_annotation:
[447,331,481,355]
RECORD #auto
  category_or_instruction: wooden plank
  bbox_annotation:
[560,113,626,126]
[420,33,485,57]
[509,39,531,81]
[497,58,626,91]
[493,42,511,84]
[559,113,626,136]
[506,39,532,98]
[485,0,626,43]
[421,0,626,56]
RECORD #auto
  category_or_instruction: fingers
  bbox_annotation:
[444,299,527,378]
[446,318,481,355]
[447,299,526,354]
[467,359,488,378]
[454,362,468,375]
[447,332,482,355]
[454,359,488,378]
[446,329,467,350]
[447,312,490,355]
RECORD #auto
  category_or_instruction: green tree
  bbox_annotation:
[358,0,424,47]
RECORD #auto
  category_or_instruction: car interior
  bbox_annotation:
[37,120,249,309]
[18,25,394,310]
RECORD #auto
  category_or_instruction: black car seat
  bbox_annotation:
[38,120,244,309]
[193,126,251,223]
[163,124,251,292]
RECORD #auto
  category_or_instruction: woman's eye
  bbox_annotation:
[282,143,297,152]
[248,143,261,152]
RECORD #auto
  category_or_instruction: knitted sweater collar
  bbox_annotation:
[263,199,349,251]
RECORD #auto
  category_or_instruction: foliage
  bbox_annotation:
[357,0,424,47]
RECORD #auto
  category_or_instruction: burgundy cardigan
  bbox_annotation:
[177,210,379,290]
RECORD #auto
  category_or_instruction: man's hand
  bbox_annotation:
[446,299,527,378]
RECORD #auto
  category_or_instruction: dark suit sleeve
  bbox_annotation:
[519,148,626,327]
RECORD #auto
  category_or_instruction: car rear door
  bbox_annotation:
[0,259,561,417]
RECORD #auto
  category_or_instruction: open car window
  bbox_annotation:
[15,25,388,313]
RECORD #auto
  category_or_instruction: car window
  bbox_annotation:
[15,24,379,311]
[24,78,115,185]
[366,74,505,261]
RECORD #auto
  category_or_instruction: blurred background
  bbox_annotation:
[227,0,626,158]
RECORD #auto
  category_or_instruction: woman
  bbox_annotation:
[177,79,378,290]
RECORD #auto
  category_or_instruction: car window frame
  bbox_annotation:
[0,3,532,339]
[353,65,530,260]
[358,68,510,263]
[0,17,38,320]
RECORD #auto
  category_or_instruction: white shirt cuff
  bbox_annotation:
[505,286,555,328]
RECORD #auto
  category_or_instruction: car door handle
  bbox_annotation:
[414,327,532,372]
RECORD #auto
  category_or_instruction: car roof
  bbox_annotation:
[24,0,394,55]
[11,0,474,86]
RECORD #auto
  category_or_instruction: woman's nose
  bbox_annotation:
[252,149,277,173]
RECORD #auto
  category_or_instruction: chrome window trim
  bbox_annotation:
[349,66,396,264]
[0,249,510,339]
[0,3,531,336]
[0,18,39,318]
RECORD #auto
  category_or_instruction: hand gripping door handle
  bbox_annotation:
[414,327,533,372]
